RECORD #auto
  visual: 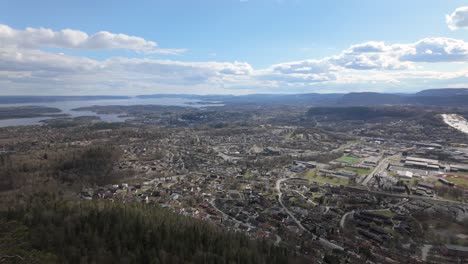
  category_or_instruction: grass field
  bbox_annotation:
[456,171,468,176]
[371,209,396,218]
[336,155,360,164]
[341,167,370,176]
[446,176,468,188]
[304,170,349,186]
[243,171,254,179]
[311,193,323,199]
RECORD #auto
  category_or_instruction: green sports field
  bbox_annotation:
[336,155,360,164]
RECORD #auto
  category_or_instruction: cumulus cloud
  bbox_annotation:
[331,52,411,70]
[0,44,254,93]
[272,37,468,76]
[270,59,333,74]
[258,60,337,86]
[252,38,468,90]
[0,47,99,74]
[2,22,468,95]
[330,41,412,70]
[399,37,468,62]
[0,24,184,54]
[348,41,389,53]
[104,58,253,85]
[446,6,468,30]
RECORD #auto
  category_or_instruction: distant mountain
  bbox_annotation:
[338,92,406,106]
[336,89,468,107]
[2,88,467,107]
[140,90,468,107]
[137,94,216,100]
[139,93,344,105]
[407,95,468,106]
[415,88,468,97]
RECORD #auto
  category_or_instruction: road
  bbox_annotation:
[276,179,308,231]
[209,199,254,230]
[421,244,433,262]
[340,211,354,229]
[276,178,344,251]
[275,235,282,246]
[361,155,399,186]
[346,185,467,206]
[331,141,357,154]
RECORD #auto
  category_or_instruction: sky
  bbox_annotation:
[1,0,468,95]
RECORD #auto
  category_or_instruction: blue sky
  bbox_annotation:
[1,0,468,95]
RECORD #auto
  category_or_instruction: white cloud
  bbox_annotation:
[399,38,468,62]
[331,52,411,70]
[0,44,255,94]
[348,41,389,53]
[251,38,468,91]
[446,6,468,30]
[270,59,333,74]
[272,38,468,76]
[0,24,184,54]
[330,41,412,70]
[2,22,468,95]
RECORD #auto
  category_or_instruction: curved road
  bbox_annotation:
[209,199,254,230]
[340,211,354,229]
[276,178,344,251]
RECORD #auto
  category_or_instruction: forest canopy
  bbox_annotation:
[0,194,300,264]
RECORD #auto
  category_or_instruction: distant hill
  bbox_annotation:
[415,88,468,97]
[407,95,468,107]
[139,93,344,106]
[2,88,468,107]
[336,89,468,107]
[140,89,468,107]
[338,92,406,106]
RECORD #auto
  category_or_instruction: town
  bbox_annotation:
[1,103,467,263]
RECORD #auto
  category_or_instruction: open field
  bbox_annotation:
[243,171,255,179]
[341,167,370,176]
[311,193,323,199]
[446,176,468,188]
[304,170,349,186]
[336,155,360,164]
[454,171,468,177]
[371,209,396,218]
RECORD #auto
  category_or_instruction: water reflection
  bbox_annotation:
[0,97,222,128]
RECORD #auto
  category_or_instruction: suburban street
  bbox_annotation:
[276,178,344,251]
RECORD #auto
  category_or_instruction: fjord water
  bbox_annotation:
[0,97,222,128]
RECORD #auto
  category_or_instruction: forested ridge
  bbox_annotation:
[0,193,301,264]
[0,145,122,191]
